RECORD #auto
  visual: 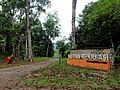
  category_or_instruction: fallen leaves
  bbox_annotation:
[20,59,120,90]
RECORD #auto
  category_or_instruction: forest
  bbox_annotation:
[0,0,120,89]
[0,0,61,61]
[76,0,120,57]
[0,0,120,61]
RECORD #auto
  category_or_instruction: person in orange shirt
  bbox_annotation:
[5,55,13,64]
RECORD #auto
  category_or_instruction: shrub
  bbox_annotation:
[114,56,120,63]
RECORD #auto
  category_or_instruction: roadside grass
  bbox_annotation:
[33,57,52,63]
[0,57,52,69]
[19,58,120,90]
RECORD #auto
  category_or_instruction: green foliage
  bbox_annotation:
[0,53,8,61]
[0,35,5,51]
[76,0,120,50]
[114,56,120,63]
[0,0,58,58]
[48,41,54,57]
[31,18,55,57]
[32,21,46,57]
[43,11,60,57]
[115,44,120,56]
[64,50,70,58]
[43,11,60,39]
[56,38,71,58]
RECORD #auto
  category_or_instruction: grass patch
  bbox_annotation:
[33,57,52,63]
[0,57,52,69]
[19,58,120,90]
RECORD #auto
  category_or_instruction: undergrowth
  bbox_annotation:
[19,58,120,90]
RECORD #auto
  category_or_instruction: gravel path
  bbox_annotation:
[0,59,58,90]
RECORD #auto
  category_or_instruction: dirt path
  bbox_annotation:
[0,59,58,90]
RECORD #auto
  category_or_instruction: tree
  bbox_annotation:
[0,0,51,60]
[71,0,77,49]
[25,0,51,61]
[56,38,71,58]
[43,12,60,57]
[0,0,26,58]
[26,0,32,62]
[76,0,120,52]
[0,0,17,54]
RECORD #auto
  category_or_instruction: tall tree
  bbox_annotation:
[43,12,60,57]
[72,0,77,49]
[26,0,32,62]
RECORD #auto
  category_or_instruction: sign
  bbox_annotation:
[67,48,114,70]
[68,49,114,61]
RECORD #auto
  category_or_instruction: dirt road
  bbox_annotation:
[0,59,58,90]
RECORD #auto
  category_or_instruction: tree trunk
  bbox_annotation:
[26,0,33,62]
[71,0,77,49]
[12,8,15,31]
[12,8,15,55]
[109,32,114,50]
[17,43,20,59]
[5,32,12,55]
[46,39,50,57]
[109,32,115,68]
[17,9,23,60]
[12,45,15,56]
[115,46,120,56]
[5,32,10,54]
[24,33,28,60]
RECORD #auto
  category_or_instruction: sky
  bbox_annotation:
[47,0,98,41]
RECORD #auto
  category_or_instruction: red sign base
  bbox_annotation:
[67,58,110,70]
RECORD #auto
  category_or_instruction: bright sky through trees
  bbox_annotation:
[0,0,98,39]
[49,0,98,39]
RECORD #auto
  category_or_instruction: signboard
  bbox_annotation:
[67,48,114,70]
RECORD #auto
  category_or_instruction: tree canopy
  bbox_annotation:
[76,0,120,53]
[0,0,60,59]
